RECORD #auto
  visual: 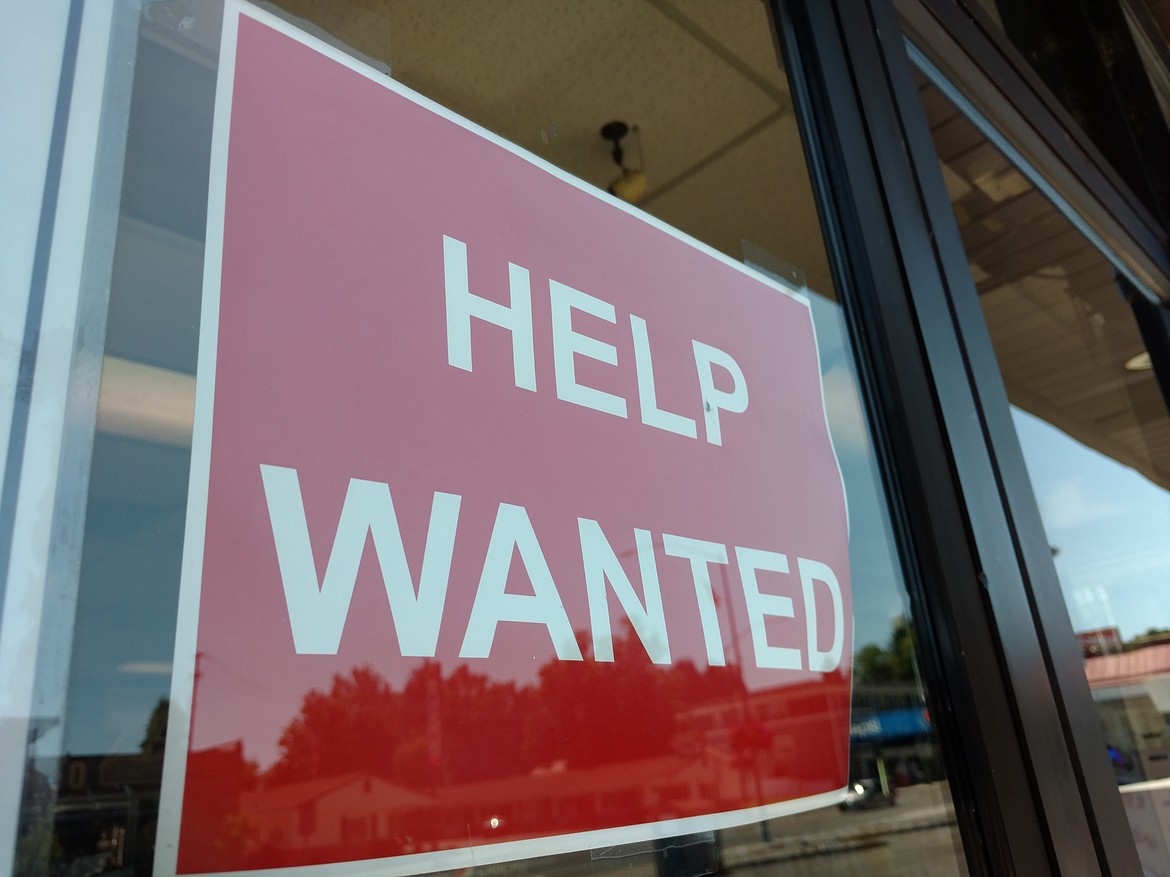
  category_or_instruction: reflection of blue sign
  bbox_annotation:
[850,708,930,742]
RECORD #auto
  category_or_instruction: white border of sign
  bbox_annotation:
[155,2,849,874]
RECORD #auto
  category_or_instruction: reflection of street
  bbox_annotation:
[723,782,965,877]
[465,783,964,877]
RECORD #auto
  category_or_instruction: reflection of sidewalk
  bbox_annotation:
[723,783,957,867]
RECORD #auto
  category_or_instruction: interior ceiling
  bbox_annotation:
[919,75,1170,488]
[130,1,1170,487]
[253,0,833,293]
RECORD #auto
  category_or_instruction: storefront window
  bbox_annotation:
[10,2,971,875]
[917,70,1170,875]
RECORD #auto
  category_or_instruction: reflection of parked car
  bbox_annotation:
[838,778,896,811]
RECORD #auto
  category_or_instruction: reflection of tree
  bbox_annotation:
[183,741,261,872]
[1124,627,1170,651]
[266,666,399,786]
[141,697,169,756]
[854,615,916,684]
[185,626,853,873]
[265,625,747,789]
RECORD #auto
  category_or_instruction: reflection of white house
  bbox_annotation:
[242,773,432,852]
[673,682,851,781]
[433,754,738,846]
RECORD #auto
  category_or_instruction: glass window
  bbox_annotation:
[917,68,1170,875]
[12,3,970,876]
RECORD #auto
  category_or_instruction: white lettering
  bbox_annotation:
[662,534,728,666]
[260,465,460,656]
[579,520,671,664]
[263,467,843,673]
[692,340,748,446]
[460,503,583,660]
[631,314,697,438]
[735,547,801,670]
[799,558,844,672]
[444,235,536,391]
[550,280,627,418]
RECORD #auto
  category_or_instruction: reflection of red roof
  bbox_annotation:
[1086,644,1170,688]
[243,773,433,813]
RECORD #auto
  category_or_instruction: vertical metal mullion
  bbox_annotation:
[879,0,1149,872]
[771,0,1034,873]
[771,0,1119,872]
[849,8,1102,872]
[871,0,1147,872]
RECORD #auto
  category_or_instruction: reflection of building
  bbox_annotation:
[674,679,943,802]
[49,753,162,876]
[152,674,852,866]
[1086,644,1170,870]
[1086,644,1170,784]
[241,774,432,864]
[849,684,942,792]
[235,678,852,860]
[241,759,731,860]
[672,679,850,787]
[1078,627,1125,659]
[433,755,732,844]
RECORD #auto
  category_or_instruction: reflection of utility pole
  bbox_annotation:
[191,651,204,745]
[719,564,747,673]
[426,666,442,793]
[718,566,770,843]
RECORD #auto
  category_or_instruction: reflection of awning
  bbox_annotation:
[1085,643,1170,688]
[919,76,1170,490]
[850,708,930,742]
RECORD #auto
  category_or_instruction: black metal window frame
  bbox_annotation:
[771,0,1170,873]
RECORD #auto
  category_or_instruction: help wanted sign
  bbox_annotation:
[158,4,852,874]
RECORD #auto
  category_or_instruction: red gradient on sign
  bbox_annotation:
[176,12,851,873]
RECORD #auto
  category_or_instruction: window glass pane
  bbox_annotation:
[16,3,969,876]
[917,69,1170,875]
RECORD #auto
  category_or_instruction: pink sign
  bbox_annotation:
[158,3,852,874]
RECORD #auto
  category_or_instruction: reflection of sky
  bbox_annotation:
[1012,406,1170,640]
[54,31,212,760]
[58,435,186,758]
[806,292,911,654]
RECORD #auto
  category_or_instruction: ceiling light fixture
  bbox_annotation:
[1125,351,1153,372]
[600,120,648,204]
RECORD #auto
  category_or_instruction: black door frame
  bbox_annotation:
[772,0,1163,872]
